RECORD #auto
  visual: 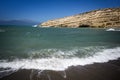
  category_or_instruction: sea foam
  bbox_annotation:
[0,47,120,71]
[106,28,120,31]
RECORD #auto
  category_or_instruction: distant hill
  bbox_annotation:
[0,20,39,26]
[40,8,120,28]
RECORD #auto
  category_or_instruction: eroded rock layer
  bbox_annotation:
[40,8,120,28]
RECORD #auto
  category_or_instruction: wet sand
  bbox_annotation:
[1,58,120,80]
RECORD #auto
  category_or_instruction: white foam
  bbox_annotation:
[106,28,120,31]
[32,25,37,27]
[0,47,120,71]
[106,28,115,31]
[0,68,17,78]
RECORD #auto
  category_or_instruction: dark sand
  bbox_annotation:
[1,59,120,80]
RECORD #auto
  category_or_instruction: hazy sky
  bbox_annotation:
[0,0,120,22]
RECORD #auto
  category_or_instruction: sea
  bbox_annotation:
[0,25,120,79]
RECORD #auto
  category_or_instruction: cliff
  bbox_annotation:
[40,8,120,28]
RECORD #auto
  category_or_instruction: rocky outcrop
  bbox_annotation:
[40,8,120,28]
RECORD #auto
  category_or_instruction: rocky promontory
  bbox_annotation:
[40,8,120,28]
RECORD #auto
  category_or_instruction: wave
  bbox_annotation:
[106,28,120,31]
[0,47,120,71]
[28,46,104,59]
[32,25,38,27]
[0,46,105,60]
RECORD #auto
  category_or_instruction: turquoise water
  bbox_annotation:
[0,25,120,71]
[0,25,120,80]
[0,26,120,60]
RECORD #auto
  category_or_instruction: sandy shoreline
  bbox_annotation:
[1,58,120,80]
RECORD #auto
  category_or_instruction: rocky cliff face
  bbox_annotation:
[40,8,120,28]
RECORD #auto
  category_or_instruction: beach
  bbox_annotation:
[1,58,120,80]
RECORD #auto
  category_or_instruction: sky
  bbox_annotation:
[0,0,120,22]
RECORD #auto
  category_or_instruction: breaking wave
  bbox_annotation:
[0,47,120,71]
[106,28,120,31]
[28,46,104,59]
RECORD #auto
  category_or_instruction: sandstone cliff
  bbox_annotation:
[40,8,120,28]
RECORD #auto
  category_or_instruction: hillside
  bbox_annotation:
[40,8,120,28]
